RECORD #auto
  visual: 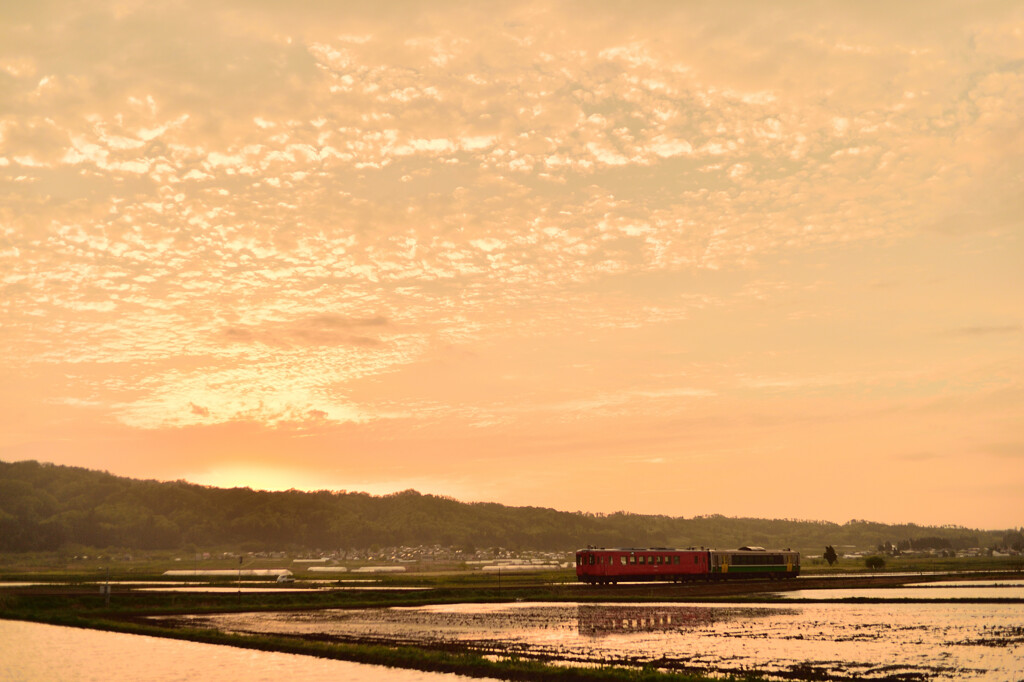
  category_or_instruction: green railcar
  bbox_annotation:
[709,546,800,578]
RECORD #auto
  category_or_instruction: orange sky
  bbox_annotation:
[1,2,1022,529]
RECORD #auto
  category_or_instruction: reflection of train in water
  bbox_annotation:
[575,546,799,584]
[577,604,716,635]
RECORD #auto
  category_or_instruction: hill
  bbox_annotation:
[0,460,1014,554]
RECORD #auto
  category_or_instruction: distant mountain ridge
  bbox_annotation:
[0,459,1010,554]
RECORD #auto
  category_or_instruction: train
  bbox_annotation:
[575,546,799,584]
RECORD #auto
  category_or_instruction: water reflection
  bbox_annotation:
[575,604,782,636]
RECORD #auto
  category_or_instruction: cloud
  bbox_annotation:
[982,443,1024,459]
[222,316,389,348]
[896,451,945,462]
[308,314,388,328]
[945,325,1021,337]
[2,0,1022,526]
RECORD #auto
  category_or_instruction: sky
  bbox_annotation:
[1,1,1022,530]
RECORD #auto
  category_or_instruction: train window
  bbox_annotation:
[629,555,636,564]
[620,556,627,565]
[589,554,595,565]
[673,555,680,564]
[576,555,581,565]
[693,555,698,564]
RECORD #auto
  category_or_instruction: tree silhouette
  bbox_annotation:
[0,460,1010,553]
[824,545,838,566]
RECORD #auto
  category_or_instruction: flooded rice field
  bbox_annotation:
[165,597,1024,681]
[0,619,472,682]
[774,578,1024,601]
[0,579,426,593]
[134,584,427,593]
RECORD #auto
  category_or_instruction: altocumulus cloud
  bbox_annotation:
[1,0,1022,527]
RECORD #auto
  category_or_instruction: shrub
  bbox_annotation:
[864,555,886,570]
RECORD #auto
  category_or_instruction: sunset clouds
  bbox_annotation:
[2,2,1021,527]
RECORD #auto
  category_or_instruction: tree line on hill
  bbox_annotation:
[0,460,1014,554]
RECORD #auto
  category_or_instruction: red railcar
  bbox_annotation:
[575,546,799,584]
[574,547,709,584]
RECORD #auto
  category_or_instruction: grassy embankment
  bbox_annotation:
[802,554,1023,574]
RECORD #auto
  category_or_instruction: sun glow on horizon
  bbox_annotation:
[183,464,476,501]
